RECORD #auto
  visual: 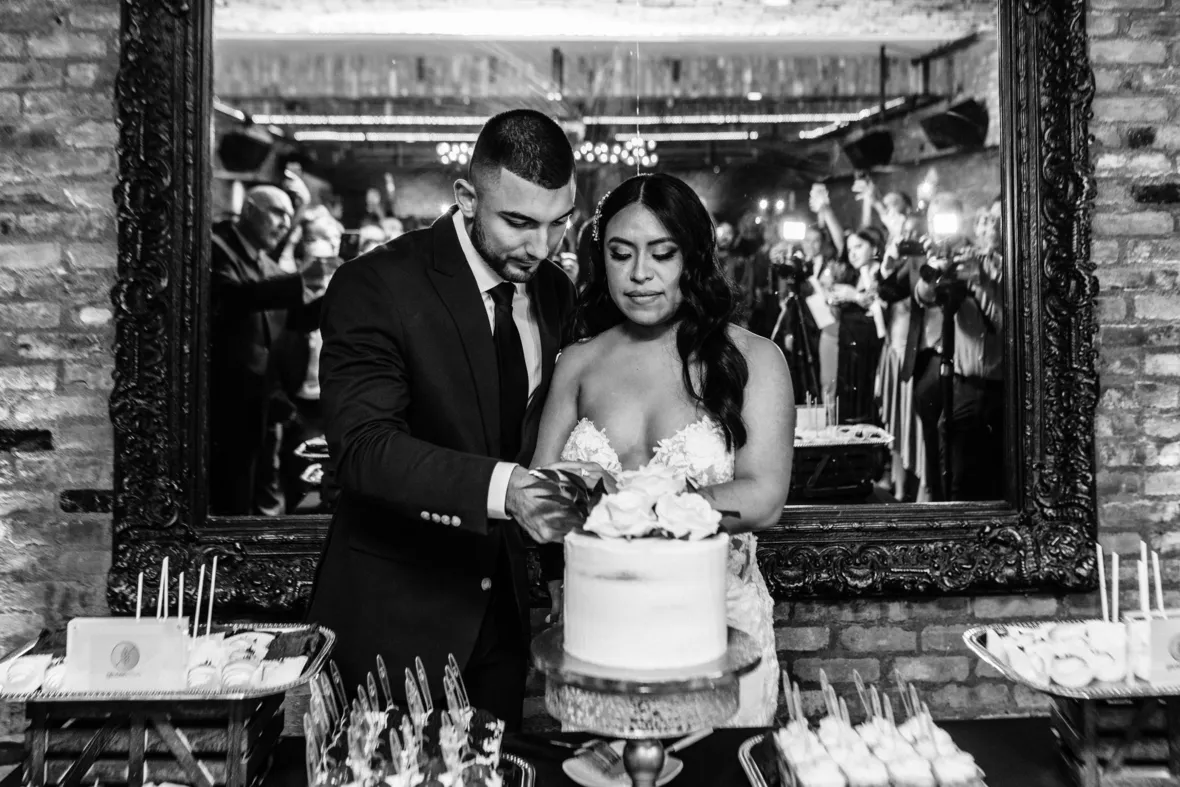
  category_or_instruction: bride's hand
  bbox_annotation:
[539,461,618,494]
[546,580,563,625]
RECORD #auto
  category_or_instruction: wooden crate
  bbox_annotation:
[19,694,284,787]
[1052,696,1180,787]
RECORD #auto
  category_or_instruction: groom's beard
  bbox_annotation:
[471,213,542,284]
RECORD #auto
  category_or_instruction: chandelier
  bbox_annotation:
[436,141,471,167]
[574,136,658,168]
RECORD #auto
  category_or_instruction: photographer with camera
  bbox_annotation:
[913,194,1004,501]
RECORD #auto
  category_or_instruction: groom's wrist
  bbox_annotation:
[487,461,519,520]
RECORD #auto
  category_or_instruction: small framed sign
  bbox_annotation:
[65,617,190,693]
[1123,612,1180,685]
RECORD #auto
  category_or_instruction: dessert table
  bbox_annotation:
[248,717,1070,787]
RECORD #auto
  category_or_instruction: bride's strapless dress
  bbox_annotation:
[560,416,780,727]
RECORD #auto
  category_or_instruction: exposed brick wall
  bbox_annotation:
[0,0,118,744]
[0,0,1173,746]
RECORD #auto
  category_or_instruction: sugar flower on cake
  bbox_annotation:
[583,488,659,538]
[654,492,723,540]
[583,463,725,540]
[616,463,684,499]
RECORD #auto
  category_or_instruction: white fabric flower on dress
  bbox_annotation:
[654,492,722,540]
[583,489,658,538]
[563,418,623,476]
[652,419,731,485]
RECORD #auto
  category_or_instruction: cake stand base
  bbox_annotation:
[533,626,762,787]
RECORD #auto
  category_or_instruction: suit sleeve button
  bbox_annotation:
[453,516,462,526]
[441,515,452,525]
[480,578,492,591]
[431,514,442,523]
[420,511,430,520]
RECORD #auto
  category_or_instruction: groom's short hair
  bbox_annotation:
[470,109,575,191]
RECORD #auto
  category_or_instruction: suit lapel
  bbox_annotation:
[426,211,499,456]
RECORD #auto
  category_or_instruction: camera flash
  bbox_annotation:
[930,213,960,238]
[780,219,807,242]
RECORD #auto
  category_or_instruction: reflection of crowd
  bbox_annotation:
[209,169,344,515]
[724,174,1005,503]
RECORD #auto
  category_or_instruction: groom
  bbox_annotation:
[307,109,581,730]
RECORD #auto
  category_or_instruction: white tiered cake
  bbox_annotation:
[563,531,729,670]
[560,464,729,671]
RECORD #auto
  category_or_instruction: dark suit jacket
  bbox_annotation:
[306,209,576,697]
[209,220,319,401]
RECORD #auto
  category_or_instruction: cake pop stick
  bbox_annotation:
[156,557,167,618]
[1154,550,1166,615]
[178,571,185,622]
[1098,545,1109,622]
[853,671,871,718]
[1141,540,1149,572]
[793,683,803,724]
[378,657,396,713]
[871,685,883,719]
[205,555,218,636]
[1113,552,1120,622]
[1139,558,1150,619]
[447,653,470,709]
[366,674,381,715]
[839,696,850,724]
[161,557,169,618]
[193,564,206,639]
[415,656,433,713]
[884,694,896,729]
[136,571,144,619]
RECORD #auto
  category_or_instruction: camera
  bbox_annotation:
[896,238,925,256]
[769,242,812,287]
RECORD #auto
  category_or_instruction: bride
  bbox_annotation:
[532,172,796,726]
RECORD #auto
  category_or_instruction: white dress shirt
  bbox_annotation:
[451,210,542,519]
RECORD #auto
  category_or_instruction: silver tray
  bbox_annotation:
[501,753,535,787]
[795,424,893,448]
[0,621,335,703]
[738,732,988,787]
[963,619,1180,700]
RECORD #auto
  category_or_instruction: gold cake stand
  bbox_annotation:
[531,625,762,787]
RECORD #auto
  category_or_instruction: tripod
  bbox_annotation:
[936,285,967,500]
[776,286,822,404]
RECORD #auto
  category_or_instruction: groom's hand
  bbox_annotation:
[539,461,618,495]
[505,466,579,544]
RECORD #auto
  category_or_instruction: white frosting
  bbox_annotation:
[563,531,729,669]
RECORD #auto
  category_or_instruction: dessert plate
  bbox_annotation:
[563,741,683,787]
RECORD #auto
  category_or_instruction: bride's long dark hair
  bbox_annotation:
[575,173,749,450]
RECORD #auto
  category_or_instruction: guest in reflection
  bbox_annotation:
[916,194,1005,501]
[208,185,325,516]
[824,225,885,425]
[270,207,345,513]
[877,199,945,500]
[856,178,927,501]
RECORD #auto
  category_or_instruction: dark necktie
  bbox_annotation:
[490,282,528,461]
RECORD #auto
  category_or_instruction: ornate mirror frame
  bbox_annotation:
[107,0,1099,616]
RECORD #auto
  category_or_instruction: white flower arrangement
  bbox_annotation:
[583,465,724,541]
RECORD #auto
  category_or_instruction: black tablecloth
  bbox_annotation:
[265,718,1070,786]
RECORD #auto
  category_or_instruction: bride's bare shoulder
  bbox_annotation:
[557,329,615,369]
[726,324,789,374]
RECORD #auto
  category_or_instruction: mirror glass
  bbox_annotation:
[208,0,1001,519]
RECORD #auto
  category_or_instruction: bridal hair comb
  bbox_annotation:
[590,192,611,244]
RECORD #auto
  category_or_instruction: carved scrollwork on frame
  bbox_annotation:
[108,0,1099,616]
